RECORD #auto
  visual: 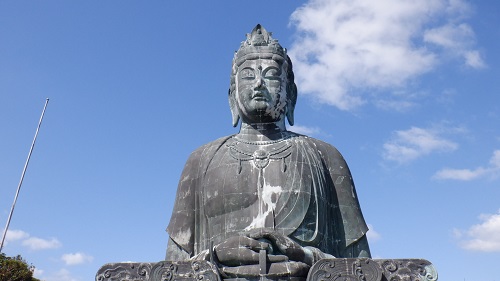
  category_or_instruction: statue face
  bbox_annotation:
[235,58,288,124]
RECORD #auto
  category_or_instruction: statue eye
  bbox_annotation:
[239,69,255,80]
[264,67,281,79]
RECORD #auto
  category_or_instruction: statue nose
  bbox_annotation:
[254,75,264,89]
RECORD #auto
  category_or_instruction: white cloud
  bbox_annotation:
[490,150,500,168]
[383,126,458,163]
[434,150,500,180]
[22,236,62,250]
[456,210,500,252]
[424,23,486,68]
[2,229,63,251]
[33,268,45,279]
[290,124,321,136]
[3,229,30,244]
[433,167,487,180]
[464,50,485,68]
[374,99,416,112]
[424,23,472,49]
[61,252,94,265]
[43,268,81,281]
[289,0,483,110]
[367,224,381,242]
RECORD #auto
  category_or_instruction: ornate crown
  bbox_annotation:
[233,24,287,67]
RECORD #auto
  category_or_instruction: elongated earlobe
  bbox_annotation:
[229,90,240,127]
[286,105,294,126]
[286,83,297,126]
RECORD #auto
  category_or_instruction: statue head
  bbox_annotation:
[229,24,297,127]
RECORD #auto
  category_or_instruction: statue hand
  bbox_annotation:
[214,235,288,266]
[246,229,314,265]
[220,261,310,278]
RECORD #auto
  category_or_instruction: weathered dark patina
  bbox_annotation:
[166,24,370,279]
[95,24,438,281]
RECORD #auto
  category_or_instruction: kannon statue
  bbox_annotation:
[166,24,371,280]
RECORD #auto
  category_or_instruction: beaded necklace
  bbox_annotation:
[228,135,292,172]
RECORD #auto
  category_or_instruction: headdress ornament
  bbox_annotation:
[233,24,287,67]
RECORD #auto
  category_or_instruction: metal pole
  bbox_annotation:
[0,98,49,253]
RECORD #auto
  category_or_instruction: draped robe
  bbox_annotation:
[166,132,369,259]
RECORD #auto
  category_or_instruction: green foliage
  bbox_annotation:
[0,253,40,281]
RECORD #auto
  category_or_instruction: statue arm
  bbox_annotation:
[317,140,371,258]
[166,136,233,261]
[165,147,204,259]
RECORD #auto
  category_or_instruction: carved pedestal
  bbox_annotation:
[95,259,437,281]
[95,260,221,281]
[307,259,438,281]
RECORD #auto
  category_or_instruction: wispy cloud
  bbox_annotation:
[290,124,321,136]
[4,229,30,244]
[289,0,483,110]
[383,126,458,163]
[61,252,94,266]
[374,99,417,112]
[22,236,62,250]
[424,23,486,68]
[40,268,81,281]
[33,268,44,278]
[3,229,62,250]
[455,209,500,252]
[367,224,381,242]
[434,150,500,180]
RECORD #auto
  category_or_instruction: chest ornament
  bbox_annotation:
[227,137,292,174]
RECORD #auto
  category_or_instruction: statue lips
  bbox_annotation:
[251,91,268,102]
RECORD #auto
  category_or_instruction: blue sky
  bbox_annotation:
[1,1,499,280]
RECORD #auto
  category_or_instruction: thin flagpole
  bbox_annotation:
[0,98,49,253]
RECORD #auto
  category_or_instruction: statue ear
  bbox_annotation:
[286,83,297,126]
[286,105,294,126]
[229,89,240,127]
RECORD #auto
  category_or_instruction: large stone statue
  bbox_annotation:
[96,24,438,281]
[165,24,370,279]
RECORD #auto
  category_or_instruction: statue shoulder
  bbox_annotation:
[292,133,343,157]
[191,135,234,153]
[292,133,349,173]
[184,135,234,164]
